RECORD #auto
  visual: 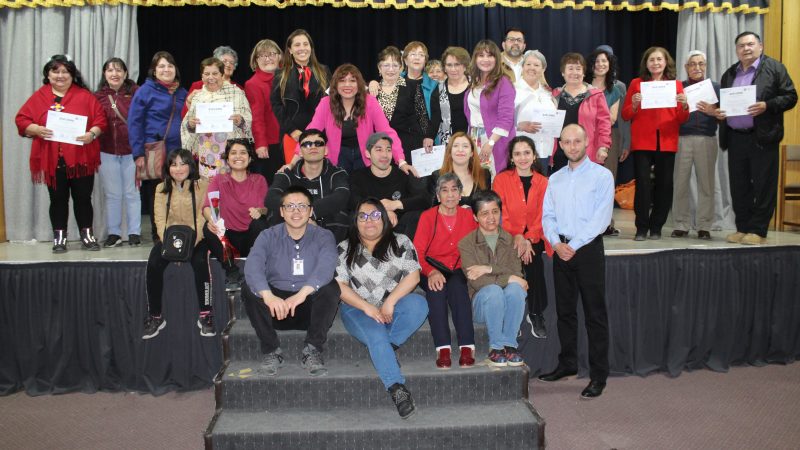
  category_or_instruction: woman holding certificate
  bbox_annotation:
[16,54,107,253]
[181,57,253,179]
[621,47,689,241]
[513,50,556,175]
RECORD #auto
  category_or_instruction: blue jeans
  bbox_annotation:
[336,146,366,174]
[341,293,428,389]
[99,153,141,236]
[472,283,526,350]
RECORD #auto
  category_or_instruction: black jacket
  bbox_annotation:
[270,65,330,137]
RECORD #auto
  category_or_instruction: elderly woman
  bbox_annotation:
[181,57,253,179]
[337,198,429,419]
[244,38,282,184]
[551,53,612,173]
[427,132,491,208]
[514,50,557,175]
[426,59,445,82]
[143,149,212,339]
[183,45,243,117]
[466,40,516,176]
[413,173,478,369]
[95,57,140,247]
[458,190,528,367]
[430,46,471,145]
[622,47,689,241]
[16,54,107,252]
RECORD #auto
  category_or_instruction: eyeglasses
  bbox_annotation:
[281,203,310,212]
[406,52,426,59]
[221,59,237,66]
[357,210,383,222]
[505,37,524,43]
[258,52,280,60]
[379,63,401,70]
[686,62,706,68]
[300,140,326,148]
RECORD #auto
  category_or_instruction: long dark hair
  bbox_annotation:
[506,136,544,175]
[278,29,329,100]
[42,55,87,89]
[345,198,400,269]
[330,64,366,127]
[585,49,618,92]
[160,148,199,194]
[97,57,136,92]
[224,138,257,171]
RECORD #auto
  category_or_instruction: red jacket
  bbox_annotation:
[413,206,477,277]
[621,78,689,152]
[492,169,553,256]
[244,71,281,148]
[94,84,138,155]
[552,86,611,164]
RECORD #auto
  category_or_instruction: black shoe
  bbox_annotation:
[128,234,142,246]
[529,314,547,339]
[225,269,243,292]
[388,383,416,419]
[104,234,123,247]
[633,232,647,242]
[538,366,577,382]
[52,230,68,253]
[301,344,327,376]
[580,380,606,399]
[697,230,711,240]
[648,231,661,240]
[80,228,101,251]
[197,314,215,337]
[603,226,620,237]
[670,230,688,238]
[142,315,166,339]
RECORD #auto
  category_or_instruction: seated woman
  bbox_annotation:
[427,132,491,208]
[143,149,213,339]
[337,198,429,419]
[413,173,477,369]
[458,190,528,367]
[202,139,268,290]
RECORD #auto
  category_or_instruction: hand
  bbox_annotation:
[278,163,293,173]
[75,132,95,144]
[399,163,419,177]
[135,156,145,169]
[508,274,529,291]
[35,125,54,139]
[517,121,542,134]
[230,114,244,127]
[480,142,493,162]
[620,148,630,162]
[596,147,609,164]
[188,117,201,131]
[263,295,289,320]
[748,101,767,117]
[284,291,309,317]
[422,138,434,152]
[379,302,395,323]
[513,234,534,264]
[696,101,716,116]
[207,219,221,236]
[290,130,302,142]
[465,264,492,280]
[676,93,688,108]
[368,80,380,96]
[386,210,398,227]
[255,146,269,158]
[554,242,576,261]
[427,270,446,291]
[632,93,642,110]
[363,303,388,324]
[380,198,399,211]
[248,207,262,220]
[714,109,728,120]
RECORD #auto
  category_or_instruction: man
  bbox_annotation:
[349,132,431,239]
[243,186,341,377]
[501,28,526,82]
[265,129,350,241]
[717,31,797,245]
[672,50,720,241]
[539,124,614,399]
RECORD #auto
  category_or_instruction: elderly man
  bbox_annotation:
[671,50,721,240]
[717,31,797,245]
[501,28,526,82]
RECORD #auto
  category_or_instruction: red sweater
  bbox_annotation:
[244,71,280,148]
[492,169,553,256]
[413,206,477,277]
[621,78,689,152]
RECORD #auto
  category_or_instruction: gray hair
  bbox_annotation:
[522,50,547,71]
[686,50,706,64]
[435,172,463,195]
[213,46,238,65]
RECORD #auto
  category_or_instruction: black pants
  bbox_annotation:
[727,131,779,238]
[146,240,212,316]
[241,280,340,354]
[47,160,94,230]
[250,143,283,186]
[421,271,475,348]
[553,236,609,383]
[202,218,268,271]
[140,179,159,241]
[633,150,675,234]
[523,241,548,317]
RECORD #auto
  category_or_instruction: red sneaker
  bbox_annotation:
[459,346,475,368]
[436,347,452,369]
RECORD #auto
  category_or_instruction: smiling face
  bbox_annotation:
[559,125,588,165]
[502,31,526,58]
[685,55,707,82]
[280,192,313,231]
[226,143,251,172]
[367,139,393,171]
[475,200,501,234]
[476,50,496,75]
[444,55,466,82]
[155,58,176,84]
[290,34,312,67]
[511,141,536,174]
[735,34,763,68]
[48,63,73,92]
[437,179,462,210]
[202,64,223,92]
[219,54,236,79]
[404,46,427,75]
[593,53,609,77]
[257,49,280,73]
[427,64,444,81]
[104,63,126,90]
[378,56,401,84]
[522,55,544,84]
[449,136,473,167]
[336,73,358,100]
[169,157,191,184]
[646,50,666,80]
[562,63,584,87]
[356,203,385,242]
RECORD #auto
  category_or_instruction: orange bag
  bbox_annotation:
[614,180,635,210]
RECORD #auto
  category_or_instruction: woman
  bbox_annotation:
[95,57,140,247]
[143,149,213,340]
[181,57,253,179]
[426,59,445,82]
[493,136,552,339]
[337,198,429,419]
[551,53,612,173]
[16,54,106,252]
[427,132,491,208]
[430,46,471,146]
[375,46,433,163]
[271,30,329,174]
[413,173,477,369]
[514,50,557,175]
[621,47,689,241]
[182,46,243,117]
[465,40,516,176]
[245,38,282,184]
[458,190,528,367]
[128,51,187,243]
[202,139,268,290]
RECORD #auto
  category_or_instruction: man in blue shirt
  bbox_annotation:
[539,124,614,399]
[243,186,341,376]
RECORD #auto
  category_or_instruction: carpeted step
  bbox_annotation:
[218,359,528,411]
[208,400,543,450]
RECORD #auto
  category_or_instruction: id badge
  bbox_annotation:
[293,258,304,276]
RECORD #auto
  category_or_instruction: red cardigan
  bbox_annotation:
[492,169,553,256]
[244,71,280,148]
[413,206,477,277]
[621,78,689,152]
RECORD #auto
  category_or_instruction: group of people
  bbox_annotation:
[14,28,795,417]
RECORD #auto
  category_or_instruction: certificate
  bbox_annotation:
[720,85,757,117]
[683,79,719,113]
[410,145,445,177]
[528,108,566,140]
[640,80,677,109]
[45,111,88,146]
[195,102,233,133]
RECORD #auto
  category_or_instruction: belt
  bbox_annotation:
[731,128,755,134]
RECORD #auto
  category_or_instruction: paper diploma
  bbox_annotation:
[410,145,446,177]
[195,102,234,133]
[683,79,719,113]
[640,81,677,109]
[528,108,567,140]
[45,111,88,146]
[720,85,757,117]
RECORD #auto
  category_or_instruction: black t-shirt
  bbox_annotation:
[520,175,532,199]
[341,118,358,149]
[447,89,469,134]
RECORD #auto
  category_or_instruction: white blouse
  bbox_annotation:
[514,79,557,158]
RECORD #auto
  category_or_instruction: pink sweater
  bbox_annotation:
[202,173,268,232]
[552,86,612,164]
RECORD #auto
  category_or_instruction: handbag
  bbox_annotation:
[136,95,176,181]
[614,180,635,210]
[161,182,198,262]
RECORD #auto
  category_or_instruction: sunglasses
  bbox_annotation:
[300,140,326,148]
[357,210,383,222]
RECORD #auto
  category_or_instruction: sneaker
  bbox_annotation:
[128,234,142,246]
[530,314,547,339]
[301,344,327,376]
[80,228,101,251]
[52,230,68,253]
[388,383,416,419]
[142,315,166,339]
[261,349,284,376]
[726,231,746,243]
[504,346,524,366]
[487,349,508,367]
[104,234,123,248]
[225,269,243,292]
[197,314,215,337]
[435,347,452,369]
[458,346,475,368]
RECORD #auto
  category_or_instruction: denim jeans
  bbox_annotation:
[472,283,526,350]
[336,146,366,174]
[340,293,428,389]
[99,153,141,236]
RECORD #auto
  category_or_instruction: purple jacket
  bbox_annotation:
[464,76,516,172]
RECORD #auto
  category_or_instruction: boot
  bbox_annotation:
[52,230,68,253]
[80,228,101,251]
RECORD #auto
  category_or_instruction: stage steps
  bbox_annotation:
[205,291,544,449]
